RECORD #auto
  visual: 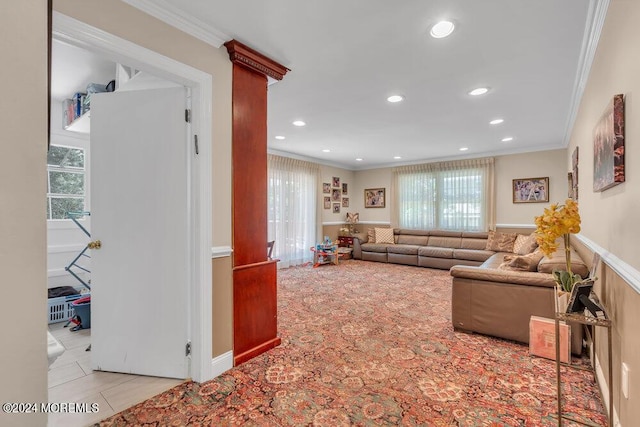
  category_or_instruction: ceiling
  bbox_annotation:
[61,1,601,170]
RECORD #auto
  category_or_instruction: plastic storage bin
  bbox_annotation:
[71,295,91,329]
[48,294,82,324]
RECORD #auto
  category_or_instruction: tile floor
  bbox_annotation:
[47,322,184,427]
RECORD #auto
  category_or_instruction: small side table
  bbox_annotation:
[555,300,612,426]
[337,235,354,248]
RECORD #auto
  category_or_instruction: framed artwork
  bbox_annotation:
[342,183,348,194]
[332,189,341,201]
[323,196,331,209]
[323,183,331,194]
[332,176,340,188]
[571,147,579,200]
[512,177,549,203]
[593,94,625,192]
[333,203,341,213]
[567,173,574,198]
[364,188,385,208]
[342,197,349,208]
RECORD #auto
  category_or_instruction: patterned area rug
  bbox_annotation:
[98,261,607,426]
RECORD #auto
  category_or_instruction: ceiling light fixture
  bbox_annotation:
[430,20,455,38]
[393,156,402,160]
[459,147,469,151]
[468,87,489,96]
[355,158,363,162]
[292,120,306,127]
[501,137,514,142]
[275,135,285,140]
[489,119,504,125]
[322,149,331,153]
[387,95,404,103]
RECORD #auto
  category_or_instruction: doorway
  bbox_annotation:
[47,11,214,423]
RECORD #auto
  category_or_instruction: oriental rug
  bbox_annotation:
[98,261,607,426]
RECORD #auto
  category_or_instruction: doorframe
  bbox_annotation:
[53,12,214,382]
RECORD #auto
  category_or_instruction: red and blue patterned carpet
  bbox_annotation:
[99,261,607,426]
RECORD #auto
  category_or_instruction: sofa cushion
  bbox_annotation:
[396,229,430,236]
[428,236,462,248]
[388,244,420,255]
[396,234,429,246]
[429,230,463,238]
[375,228,395,244]
[453,248,495,262]
[537,248,589,277]
[419,246,453,259]
[360,243,390,253]
[450,265,556,288]
[461,231,489,239]
[513,233,538,255]
[499,250,545,272]
[485,231,517,252]
[460,237,489,250]
[367,228,375,243]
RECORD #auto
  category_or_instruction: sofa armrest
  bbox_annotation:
[450,265,556,288]
[352,233,368,259]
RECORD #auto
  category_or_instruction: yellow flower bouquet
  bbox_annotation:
[534,198,584,292]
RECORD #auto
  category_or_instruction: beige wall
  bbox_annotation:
[53,0,234,357]
[0,3,48,426]
[320,165,355,224]
[566,0,640,423]
[353,167,393,223]
[495,149,568,225]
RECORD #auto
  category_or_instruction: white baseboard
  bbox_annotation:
[595,354,621,427]
[210,351,233,378]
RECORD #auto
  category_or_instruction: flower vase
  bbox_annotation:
[555,287,569,314]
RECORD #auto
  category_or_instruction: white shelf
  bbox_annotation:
[64,111,90,134]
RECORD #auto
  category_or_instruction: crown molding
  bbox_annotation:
[224,40,289,81]
[562,0,611,146]
[121,0,229,48]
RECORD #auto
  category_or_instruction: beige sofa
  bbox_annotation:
[352,228,588,354]
[353,229,495,269]
[450,247,589,354]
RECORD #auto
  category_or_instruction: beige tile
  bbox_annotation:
[53,328,91,351]
[48,362,86,388]
[47,392,114,427]
[102,375,184,413]
[49,371,136,403]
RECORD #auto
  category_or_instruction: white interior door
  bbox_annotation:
[90,87,189,378]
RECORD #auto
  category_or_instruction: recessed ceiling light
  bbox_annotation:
[292,120,306,127]
[355,158,363,162]
[393,156,402,160]
[430,20,455,39]
[501,137,514,142]
[387,95,404,103]
[489,119,504,125]
[459,147,469,151]
[468,87,489,96]
[275,135,285,140]
[322,149,331,153]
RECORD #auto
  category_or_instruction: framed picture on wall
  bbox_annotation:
[342,183,348,194]
[512,177,549,203]
[342,197,349,207]
[324,197,331,209]
[364,188,385,208]
[571,147,579,200]
[333,203,341,213]
[323,183,331,194]
[332,189,341,201]
[593,94,625,192]
[332,176,340,188]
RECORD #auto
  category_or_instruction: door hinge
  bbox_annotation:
[185,109,191,123]
[185,341,192,356]
[194,135,199,155]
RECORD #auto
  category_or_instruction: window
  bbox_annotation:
[47,145,85,220]
[394,158,494,231]
[268,155,319,268]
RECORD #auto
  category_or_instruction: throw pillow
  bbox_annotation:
[374,228,395,244]
[513,233,538,255]
[367,228,375,243]
[498,250,544,272]
[485,230,517,252]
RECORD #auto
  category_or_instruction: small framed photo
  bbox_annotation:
[323,196,331,209]
[333,203,341,213]
[332,189,341,201]
[323,183,331,194]
[332,176,340,188]
[364,188,385,208]
[342,183,348,194]
[342,197,349,208]
[512,177,549,203]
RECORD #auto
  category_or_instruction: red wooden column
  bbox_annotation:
[224,40,289,366]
